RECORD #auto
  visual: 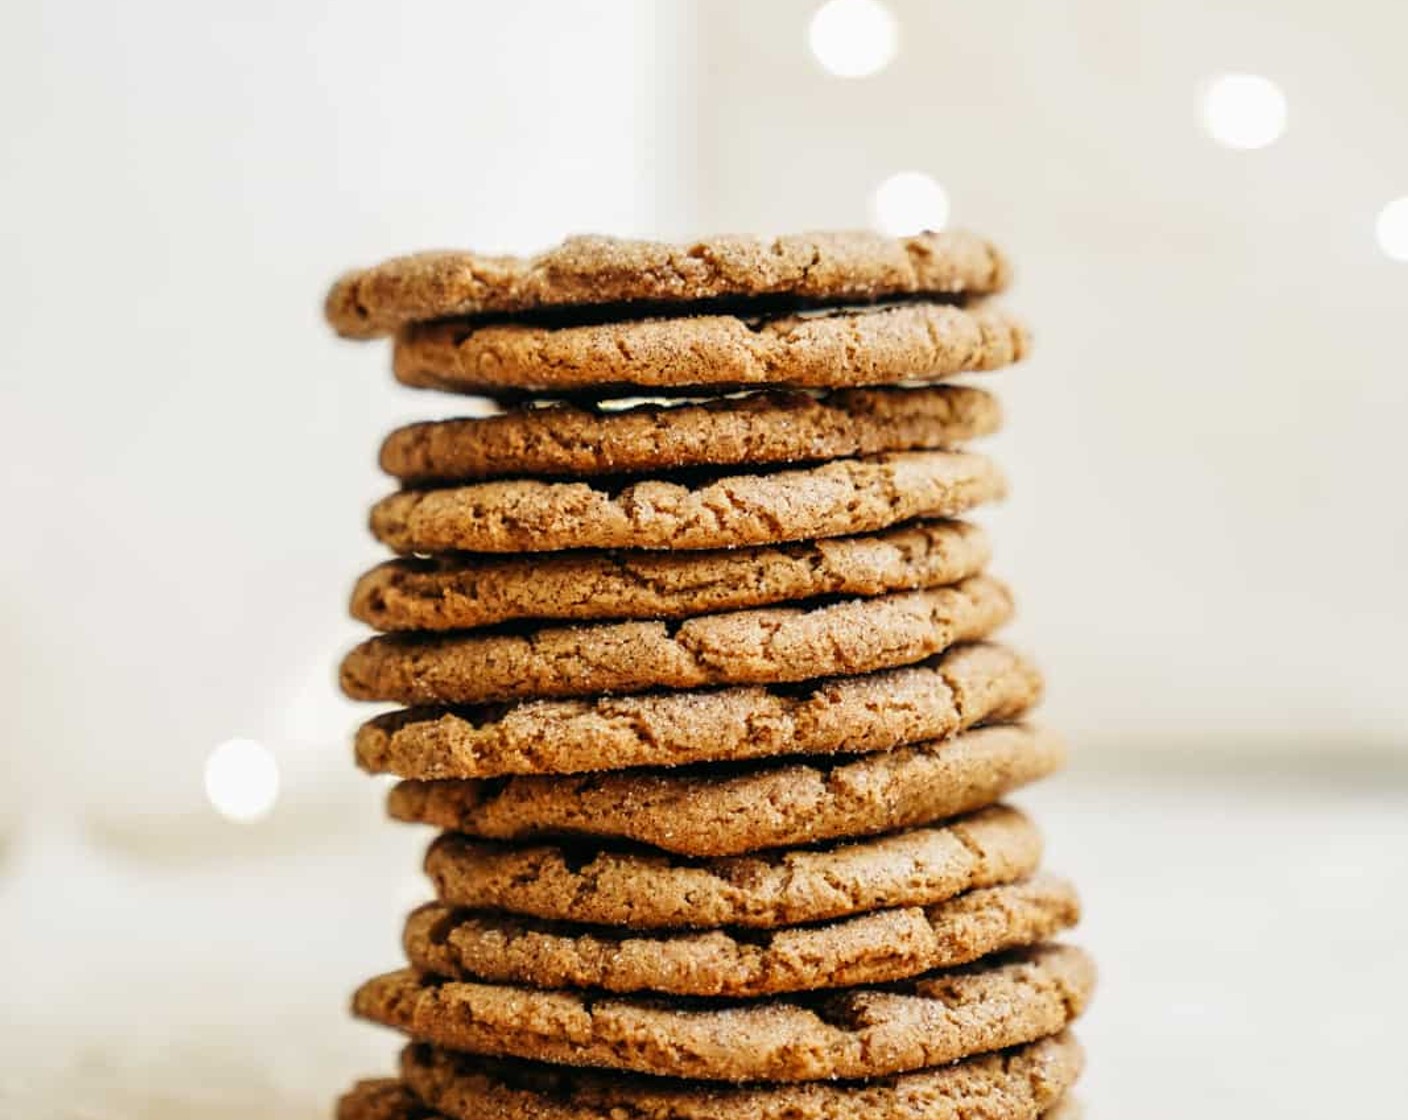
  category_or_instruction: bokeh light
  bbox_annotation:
[1375,197,1408,262]
[1201,73,1287,149]
[204,738,280,822]
[872,171,949,235]
[807,0,898,79]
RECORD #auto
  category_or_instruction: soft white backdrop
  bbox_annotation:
[0,0,693,826]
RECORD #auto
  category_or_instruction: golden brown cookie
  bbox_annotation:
[425,804,1041,930]
[352,945,1093,1081]
[392,303,1026,395]
[337,1031,1083,1120]
[389,724,1064,857]
[337,1081,1082,1120]
[352,519,991,632]
[379,386,1000,484]
[356,642,1040,779]
[341,576,1011,705]
[338,1081,432,1120]
[325,229,1010,338]
[404,875,1079,996]
[369,449,1005,554]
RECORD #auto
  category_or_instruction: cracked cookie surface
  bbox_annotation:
[389,723,1064,857]
[355,642,1041,779]
[353,519,990,632]
[352,945,1094,1081]
[369,450,1005,554]
[325,229,1010,338]
[392,303,1025,395]
[337,1032,1082,1120]
[379,386,1001,483]
[425,804,1042,930]
[404,875,1078,996]
[341,576,1011,705]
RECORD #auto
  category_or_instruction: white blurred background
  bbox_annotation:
[1,1,1405,1116]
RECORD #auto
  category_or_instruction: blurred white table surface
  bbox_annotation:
[0,763,1404,1119]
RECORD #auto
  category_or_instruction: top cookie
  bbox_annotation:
[325,229,1009,338]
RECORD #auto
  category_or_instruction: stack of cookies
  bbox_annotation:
[324,230,1093,1120]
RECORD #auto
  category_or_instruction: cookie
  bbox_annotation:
[425,804,1040,930]
[341,576,1011,705]
[356,642,1040,778]
[369,449,1005,554]
[338,1031,1083,1120]
[352,519,990,632]
[403,875,1079,996]
[392,303,1026,396]
[388,724,1064,857]
[352,944,1093,1081]
[325,229,1010,338]
[379,386,1001,484]
[338,1082,434,1120]
[336,1083,1082,1120]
